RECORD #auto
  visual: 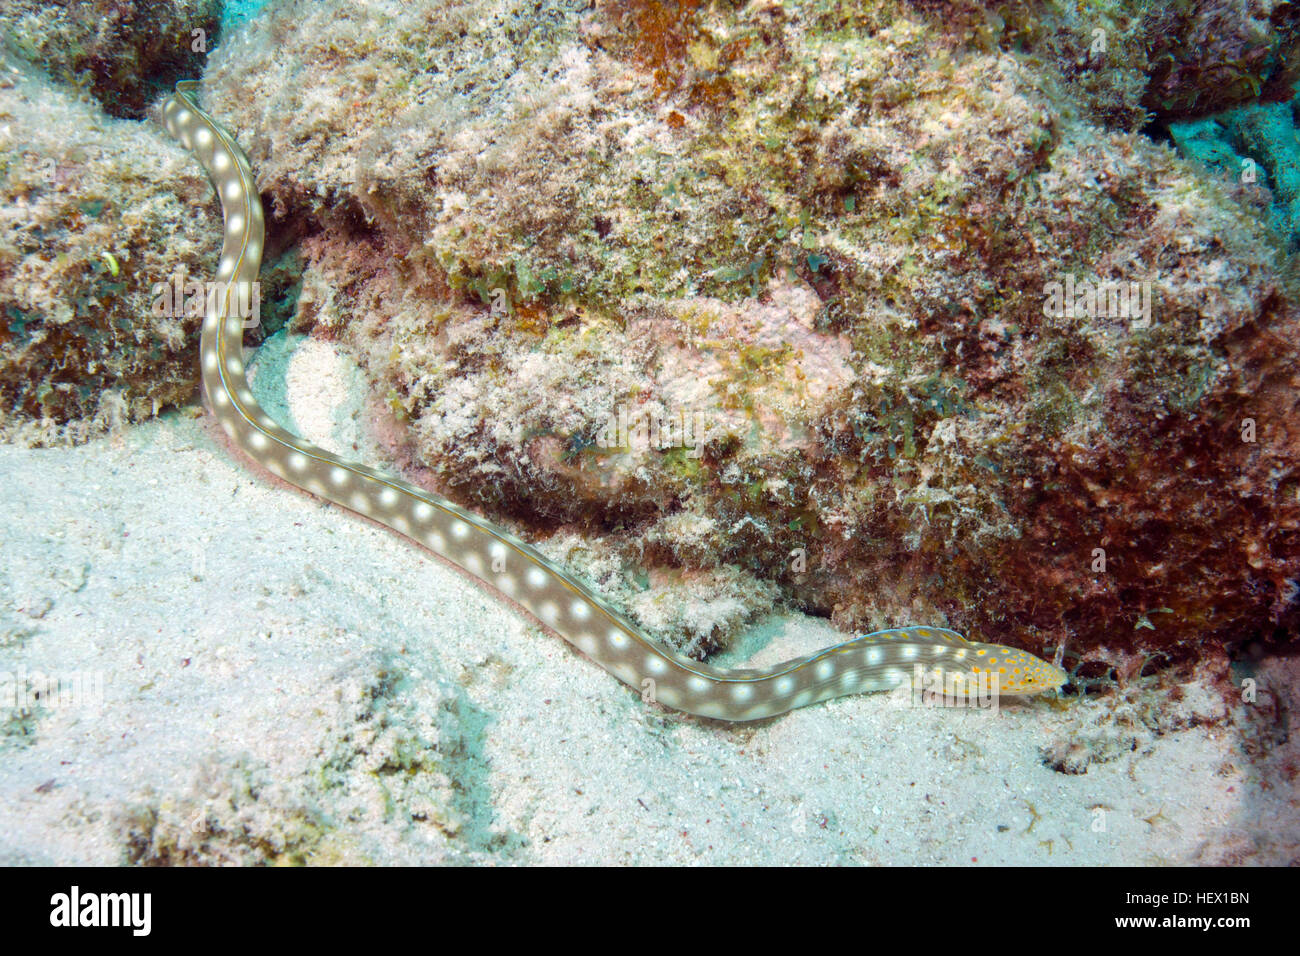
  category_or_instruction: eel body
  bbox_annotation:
[161,82,1068,721]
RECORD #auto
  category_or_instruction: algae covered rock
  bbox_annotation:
[0,55,219,444]
[910,0,1300,129]
[1169,97,1300,250]
[0,0,221,120]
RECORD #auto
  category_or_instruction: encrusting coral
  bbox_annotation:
[920,0,1300,129]
[0,52,220,444]
[2,0,1298,672]
[0,0,222,120]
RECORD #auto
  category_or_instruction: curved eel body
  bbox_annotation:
[161,81,1068,721]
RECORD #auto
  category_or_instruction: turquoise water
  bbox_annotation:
[220,0,274,34]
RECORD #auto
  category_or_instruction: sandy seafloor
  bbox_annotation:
[1,330,1296,866]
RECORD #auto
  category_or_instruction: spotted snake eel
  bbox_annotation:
[161,81,1068,721]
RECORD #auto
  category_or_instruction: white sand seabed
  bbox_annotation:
[0,331,1294,865]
